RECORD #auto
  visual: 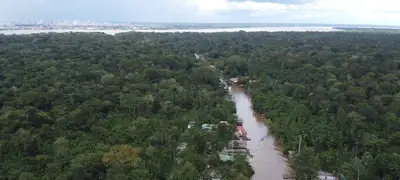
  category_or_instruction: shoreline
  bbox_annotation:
[229,82,295,179]
[230,83,288,156]
[0,26,341,35]
[230,82,296,179]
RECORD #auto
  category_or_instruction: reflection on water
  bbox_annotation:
[229,85,289,180]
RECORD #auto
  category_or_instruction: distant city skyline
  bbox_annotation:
[3,20,400,28]
[1,0,399,26]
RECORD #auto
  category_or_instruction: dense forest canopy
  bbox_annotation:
[211,32,400,180]
[1,31,399,180]
[0,32,253,180]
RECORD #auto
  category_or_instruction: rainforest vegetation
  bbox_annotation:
[212,32,400,180]
[1,31,400,180]
[0,32,252,180]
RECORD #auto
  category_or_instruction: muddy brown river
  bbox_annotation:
[229,85,290,180]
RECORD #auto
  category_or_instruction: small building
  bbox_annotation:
[229,78,239,84]
[236,118,244,126]
[201,124,215,131]
[228,140,247,149]
[219,153,235,162]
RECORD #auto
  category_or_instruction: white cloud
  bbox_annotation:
[184,0,400,25]
[0,0,399,25]
[187,0,400,13]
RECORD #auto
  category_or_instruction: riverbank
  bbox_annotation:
[209,59,293,179]
[228,82,292,180]
[230,81,338,180]
[227,79,297,179]
[230,84,281,145]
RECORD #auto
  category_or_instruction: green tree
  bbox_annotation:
[170,162,201,180]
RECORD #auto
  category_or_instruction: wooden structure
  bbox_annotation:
[228,140,247,149]
[221,148,249,155]
[236,118,244,126]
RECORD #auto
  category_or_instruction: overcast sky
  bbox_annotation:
[1,0,399,25]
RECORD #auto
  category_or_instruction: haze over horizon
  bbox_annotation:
[1,0,399,26]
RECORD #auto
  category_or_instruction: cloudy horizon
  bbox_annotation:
[1,0,399,26]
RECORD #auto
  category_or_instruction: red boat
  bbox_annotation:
[236,125,250,140]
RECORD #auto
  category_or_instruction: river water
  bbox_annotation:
[229,85,289,180]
